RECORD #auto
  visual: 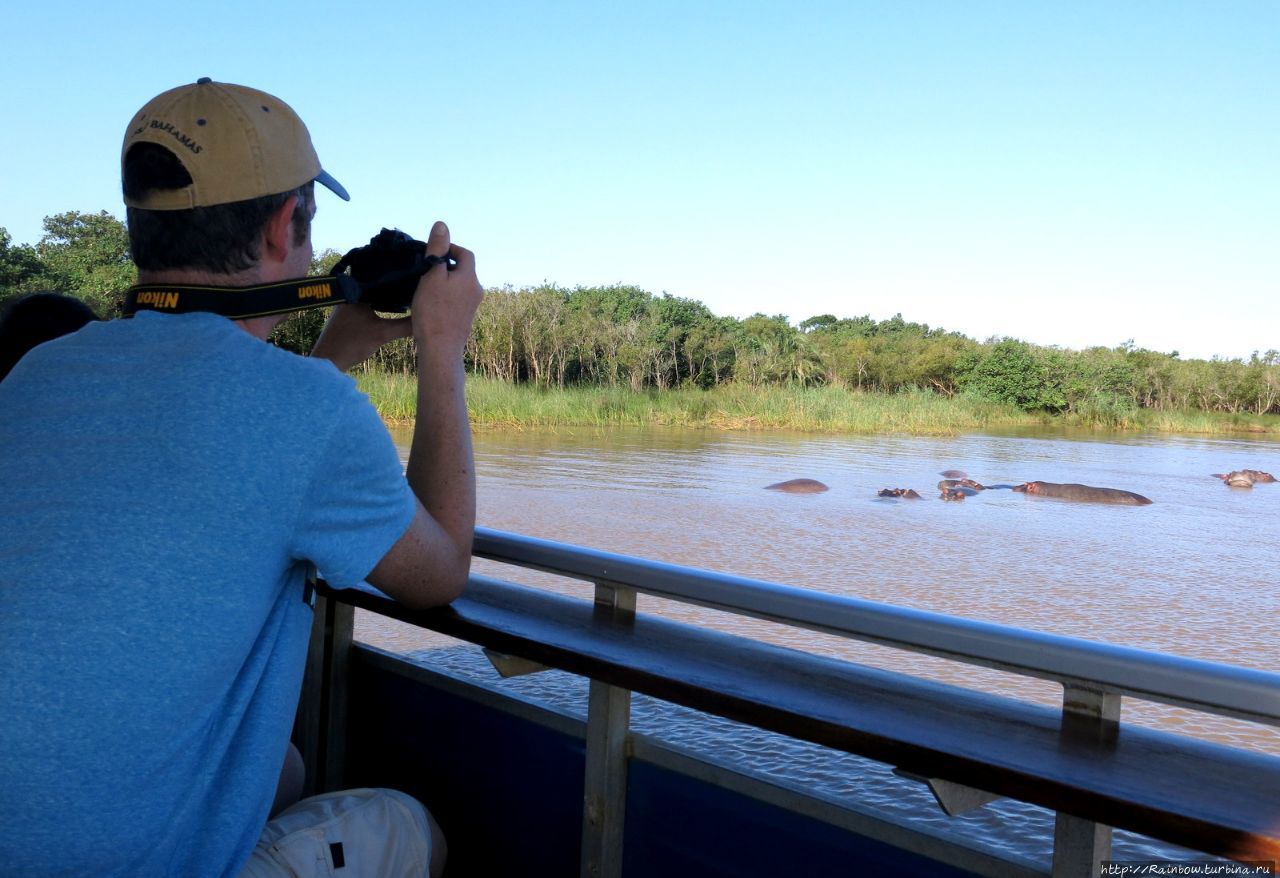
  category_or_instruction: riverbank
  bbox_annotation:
[355,372,1280,437]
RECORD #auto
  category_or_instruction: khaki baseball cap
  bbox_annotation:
[121,78,349,210]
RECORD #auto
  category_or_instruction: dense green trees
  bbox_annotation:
[958,339,1062,411]
[2,212,1277,416]
[0,229,44,293]
[34,212,136,318]
[1,213,135,318]
[463,285,728,390]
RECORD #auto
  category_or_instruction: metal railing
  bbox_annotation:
[312,527,1280,878]
[473,528,1280,728]
[471,528,1280,878]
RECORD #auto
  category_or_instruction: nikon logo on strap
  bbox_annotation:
[297,283,332,301]
[134,290,182,310]
[123,275,359,320]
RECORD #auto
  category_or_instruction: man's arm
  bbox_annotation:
[365,222,482,609]
[310,304,411,372]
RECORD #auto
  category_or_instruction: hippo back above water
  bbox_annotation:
[764,478,829,494]
[1012,481,1152,505]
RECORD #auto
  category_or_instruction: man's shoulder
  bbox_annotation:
[254,340,366,407]
[149,312,358,400]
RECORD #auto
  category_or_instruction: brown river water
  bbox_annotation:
[357,425,1279,867]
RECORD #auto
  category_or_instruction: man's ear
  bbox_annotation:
[261,195,299,265]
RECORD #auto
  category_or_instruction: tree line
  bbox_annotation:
[3,211,1278,417]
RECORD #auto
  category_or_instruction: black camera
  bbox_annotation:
[330,228,451,313]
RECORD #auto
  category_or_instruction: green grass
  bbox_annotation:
[463,379,1041,434]
[1131,409,1280,435]
[359,374,1032,434]
[353,371,418,422]
[355,373,1280,437]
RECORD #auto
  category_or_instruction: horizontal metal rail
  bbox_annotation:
[473,527,1280,728]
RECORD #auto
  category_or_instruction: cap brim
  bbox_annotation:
[315,169,350,202]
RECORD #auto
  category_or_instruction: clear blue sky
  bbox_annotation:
[3,1,1276,360]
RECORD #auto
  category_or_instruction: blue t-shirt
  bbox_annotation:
[0,312,417,876]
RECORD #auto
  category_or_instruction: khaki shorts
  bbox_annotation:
[239,787,433,877]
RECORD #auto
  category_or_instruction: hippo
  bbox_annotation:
[878,488,921,499]
[1213,470,1275,487]
[940,470,968,479]
[937,479,984,498]
[1212,471,1255,488]
[765,478,829,494]
[1012,481,1152,505]
[938,478,985,491]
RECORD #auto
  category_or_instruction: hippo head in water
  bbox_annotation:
[765,478,829,494]
[938,478,984,492]
[1212,472,1255,488]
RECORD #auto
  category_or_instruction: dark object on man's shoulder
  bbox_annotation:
[0,293,100,380]
[330,228,452,313]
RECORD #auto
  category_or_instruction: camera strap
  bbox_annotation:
[122,275,361,319]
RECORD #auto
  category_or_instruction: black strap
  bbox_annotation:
[122,275,361,319]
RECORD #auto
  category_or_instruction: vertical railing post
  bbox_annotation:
[1051,684,1121,878]
[296,586,354,797]
[580,583,636,878]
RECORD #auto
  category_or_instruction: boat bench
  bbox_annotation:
[323,575,1280,866]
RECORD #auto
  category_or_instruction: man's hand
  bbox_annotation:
[309,303,412,372]
[310,221,480,373]
[410,222,484,365]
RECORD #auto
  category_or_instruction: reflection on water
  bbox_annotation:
[361,425,1280,865]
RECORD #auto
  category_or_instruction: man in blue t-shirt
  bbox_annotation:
[0,79,483,876]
